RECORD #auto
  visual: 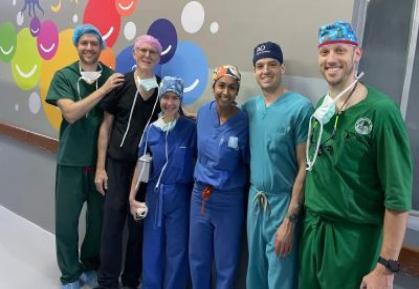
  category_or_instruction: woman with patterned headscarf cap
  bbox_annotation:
[189,65,249,289]
[128,76,196,289]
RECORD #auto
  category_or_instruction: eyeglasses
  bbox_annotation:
[135,47,159,56]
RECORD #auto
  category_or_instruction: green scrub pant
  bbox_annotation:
[246,186,299,289]
[298,211,382,289]
[55,165,104,284]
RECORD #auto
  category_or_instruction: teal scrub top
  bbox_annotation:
[242,91,313,194]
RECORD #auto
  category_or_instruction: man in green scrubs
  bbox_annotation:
[46,24,123,289]
[300,21,413,289]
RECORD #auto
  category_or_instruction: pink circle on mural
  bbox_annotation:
[37,20,59,60]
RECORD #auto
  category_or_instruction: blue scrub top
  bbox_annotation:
[242,92,313,194]
[139,116,197,186]
[194,101,249,191]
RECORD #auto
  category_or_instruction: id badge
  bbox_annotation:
[227,136,239,150]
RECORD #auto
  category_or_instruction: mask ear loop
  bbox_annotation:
[306,117,323,171]
[120,84,160,147]
[77,77,99,118]
[306,72,365,171]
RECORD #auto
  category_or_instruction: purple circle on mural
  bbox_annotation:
[147,18,177,64]
[37,20,59,60]
[30,17,41,37]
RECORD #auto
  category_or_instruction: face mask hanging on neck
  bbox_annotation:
[137,76,158,92]
[305,72,365,171]
[80,71,102,84]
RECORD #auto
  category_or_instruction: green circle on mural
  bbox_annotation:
[0,22,17,62]
[11,28,41,90]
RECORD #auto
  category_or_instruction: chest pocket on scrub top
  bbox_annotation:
[335,129,372,168]
[217,135,240,171]
[173,146,194,182]
[267,126,291,153]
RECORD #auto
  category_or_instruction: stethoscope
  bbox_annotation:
[306,72,364,171]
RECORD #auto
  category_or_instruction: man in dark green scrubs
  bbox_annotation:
[46,24,123,289]
[300,21,413,289]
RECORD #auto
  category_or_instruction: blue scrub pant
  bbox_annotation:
[142,183,191,289]
[189,183,245,289]
[246,186,299,289]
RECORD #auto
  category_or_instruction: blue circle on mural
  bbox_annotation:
[147,18,177,64]
[160,41,208,105]
[115,45,135,73]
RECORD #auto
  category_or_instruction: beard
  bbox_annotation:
[79,53,100,66]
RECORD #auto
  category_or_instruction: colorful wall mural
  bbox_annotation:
[0,0,354,137]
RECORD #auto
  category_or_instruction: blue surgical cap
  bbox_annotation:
[72,24,105,49]
[158,76,184,101]
[318,21,358,47]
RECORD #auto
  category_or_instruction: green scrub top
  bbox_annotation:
[305,86,412,225]
[46,61,113,166]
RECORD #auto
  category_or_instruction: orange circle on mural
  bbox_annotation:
[100,47,116,70]
[39,29,78,131]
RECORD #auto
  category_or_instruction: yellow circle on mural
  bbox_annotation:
[11,28,41,90]
[40,29,78,131]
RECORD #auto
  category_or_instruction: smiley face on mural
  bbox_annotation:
[147,18,177,64]
[11,28,41,90]
[37,20,59,60]
[0,22,17,63]
[29,16,41,36]
[160,41,208,105]
[83,0,121,47]
[114,0,139,16]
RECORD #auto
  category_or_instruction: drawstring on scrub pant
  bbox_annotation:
[200,185,214,215]
[253,191,271,215]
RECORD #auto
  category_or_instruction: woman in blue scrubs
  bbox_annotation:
[129,76,196,289]
[189,65,249,289]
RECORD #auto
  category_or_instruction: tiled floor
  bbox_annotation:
[0,205,418,289]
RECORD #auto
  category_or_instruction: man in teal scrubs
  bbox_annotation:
[300,21,413,289]
[243,42,313,289]
[46,24,123,289]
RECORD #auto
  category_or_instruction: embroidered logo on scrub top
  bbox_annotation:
[355,117,373,135]
[228,136,239,150]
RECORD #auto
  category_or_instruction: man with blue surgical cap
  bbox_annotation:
[46,24,124,289]
[243,42,313,289]
[300,21,412,289]
[128,76,196,289]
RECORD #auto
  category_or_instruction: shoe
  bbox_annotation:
[80,270,98,288]
[60,280,81,289]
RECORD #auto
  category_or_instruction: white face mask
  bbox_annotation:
[312,72,364,125]
[137,76,158,91]
[153,117,177,132]
[306,72,365,171]
[80,71,102,84]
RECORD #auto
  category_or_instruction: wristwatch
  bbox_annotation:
[377,256,400,273]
